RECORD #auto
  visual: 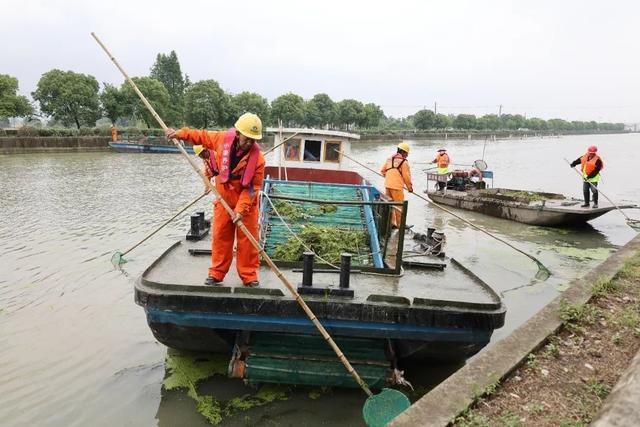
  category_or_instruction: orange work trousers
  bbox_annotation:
[385,188,404,227]
[208,200,260,284]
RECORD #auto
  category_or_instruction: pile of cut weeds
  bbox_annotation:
[455,254,640,427]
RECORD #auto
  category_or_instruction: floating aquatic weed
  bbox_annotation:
[273,224,368,263]
[555,246,614,260]
[272,200,306,220]
[163,353,291,424]
[308,386,332,400]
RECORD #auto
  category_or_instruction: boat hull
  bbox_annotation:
[427,190,628,226]
[143,310,495,363]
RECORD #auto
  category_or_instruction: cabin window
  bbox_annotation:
[283,139,301,161]
[324,140,341,162]
[303,139,321,162]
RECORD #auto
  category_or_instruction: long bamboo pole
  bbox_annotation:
[91,32,373,397]
[337,149,551,279]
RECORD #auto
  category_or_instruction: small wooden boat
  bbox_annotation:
[135,129,506,388]
[427,187,636,227]
[108,140,194,154]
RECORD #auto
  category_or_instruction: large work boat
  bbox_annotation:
[135,128,506,388]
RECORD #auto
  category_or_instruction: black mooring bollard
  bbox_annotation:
[339,253,352,289]
[190,214,200,235]
[302,252,314,287]
[196,211,205,230]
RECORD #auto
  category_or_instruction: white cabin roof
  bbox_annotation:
[266,127,360,140]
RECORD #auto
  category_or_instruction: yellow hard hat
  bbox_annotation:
[234,113,263,140]
[193,145,205,156]
[397,142,410,153]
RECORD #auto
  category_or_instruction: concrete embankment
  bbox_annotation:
[389,233,640,427]
[0,137,111,154]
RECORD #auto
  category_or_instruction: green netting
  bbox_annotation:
[264,182,374,266]
[362,388,411,427]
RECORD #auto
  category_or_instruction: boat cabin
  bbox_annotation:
[265,127,360,184]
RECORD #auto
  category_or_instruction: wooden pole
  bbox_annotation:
[91,32,373,397]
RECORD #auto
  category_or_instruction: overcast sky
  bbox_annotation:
[2,0,639,122]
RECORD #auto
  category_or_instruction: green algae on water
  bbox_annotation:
[163,352,228,392]
[308,386,332,400]
[555,246,614,260]
[163,352,292,425]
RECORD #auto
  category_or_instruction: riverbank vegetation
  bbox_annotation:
[454,253,640,427]
[0,50,626,133]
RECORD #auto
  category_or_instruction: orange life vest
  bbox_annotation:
[436,153,450,168]
[580,153,604,176]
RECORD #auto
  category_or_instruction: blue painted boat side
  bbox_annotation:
[146,308,491,343]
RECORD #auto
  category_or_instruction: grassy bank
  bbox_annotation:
[454,253,640,427]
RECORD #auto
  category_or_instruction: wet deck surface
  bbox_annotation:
[143,236,498,306]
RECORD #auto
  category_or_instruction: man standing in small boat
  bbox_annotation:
[165,113,265,287]
[570,145,604,208]
[381,142,413,229]
[431,148,450,192]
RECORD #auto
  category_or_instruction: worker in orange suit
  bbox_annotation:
[431,148,450,192]
[165,113,265,287]
[111,125,118,142]
[381,142,413,229]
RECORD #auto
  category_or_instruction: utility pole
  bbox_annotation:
[434,101,437,114]
[498,104,502,117]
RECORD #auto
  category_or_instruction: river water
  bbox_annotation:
[1,133,638,426]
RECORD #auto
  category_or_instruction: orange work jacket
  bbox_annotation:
[381,154,413,191]
[176,128,265,215]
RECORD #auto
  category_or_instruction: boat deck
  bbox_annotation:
[142,236,500,307]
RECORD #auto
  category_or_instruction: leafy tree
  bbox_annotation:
[476,114,501,130]
[413,109,436,129]
[361,103,385,128]
[453,114,477,130]
[99,83,125,125]
[547,118,570,131]
[32,69,101,128]
[379,116,413,129]
[335,99,364,130]
[230,91,270,125]
[433,113,452,129]
[0,74,33,119]
[120,77,170,128]
[304,93,336,128]
[183,80,230,128]
[525,118,547,130]
[150,50,187,125]
[271,93,305,126]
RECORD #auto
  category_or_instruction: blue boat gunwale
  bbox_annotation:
[144,308,494,342]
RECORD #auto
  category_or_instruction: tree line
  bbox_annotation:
[0,51,625,133]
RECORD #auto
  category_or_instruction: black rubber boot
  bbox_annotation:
[244,281,260,288]
[204,276,223,286]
